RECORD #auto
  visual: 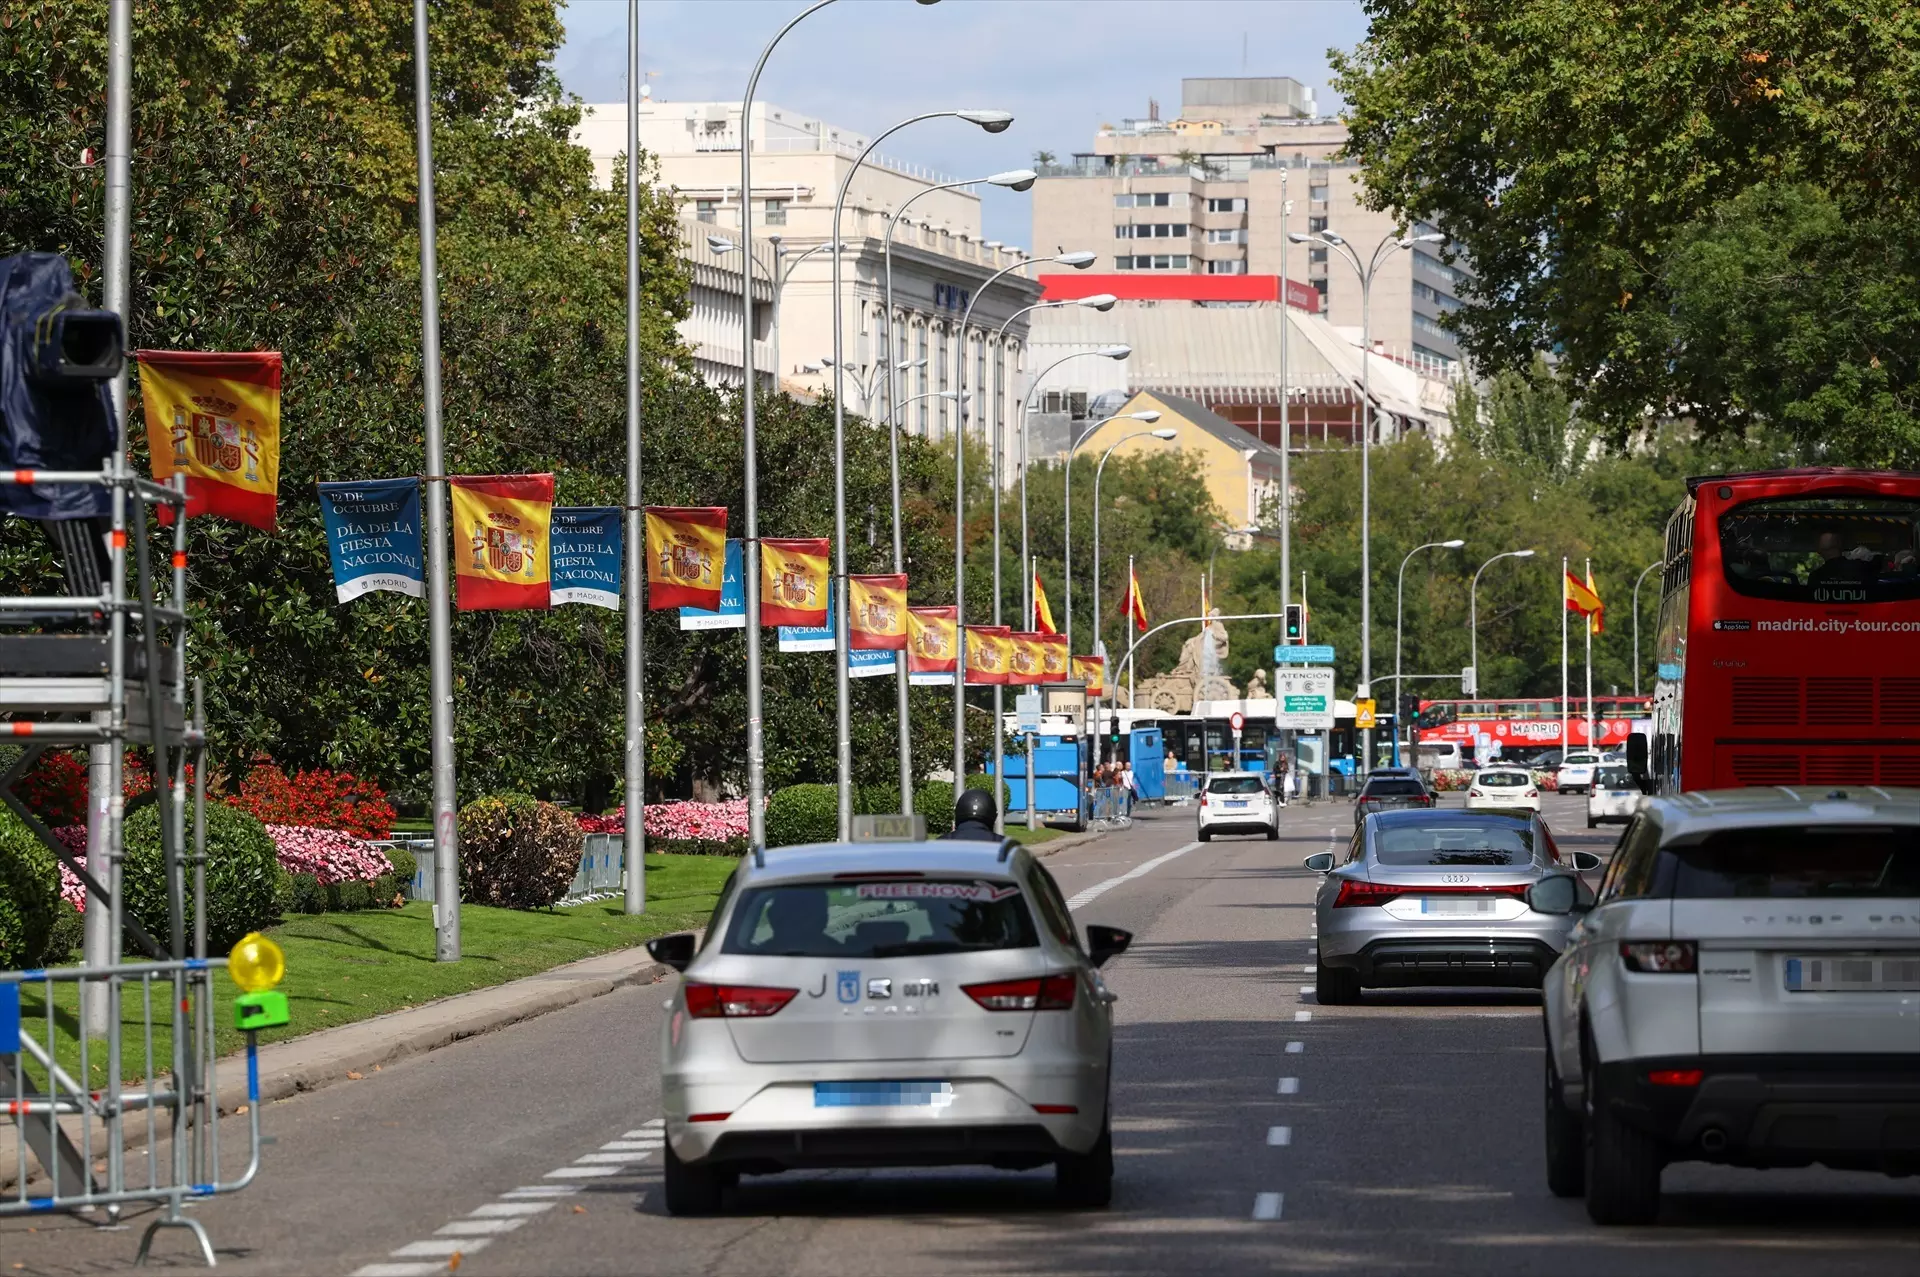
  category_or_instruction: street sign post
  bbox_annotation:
[1275,643,1335,665]
[1274,669,1335,730]
[1015,690,1042,733]
[1462,665,1476,696]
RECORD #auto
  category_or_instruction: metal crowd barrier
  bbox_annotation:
[2,959,264,1265]
[1163,773,1199,804]
[1088,785,1133,830]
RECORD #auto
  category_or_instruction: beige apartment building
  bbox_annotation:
[576,95,1042,458]
[1031,76,1465,368]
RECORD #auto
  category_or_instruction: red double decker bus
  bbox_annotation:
[1415,697,1650,761]
[1639,468,1920,791]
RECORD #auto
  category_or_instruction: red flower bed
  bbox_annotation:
[226,766,396,840]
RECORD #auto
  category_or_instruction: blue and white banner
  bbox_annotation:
[317,478,424,603]
[850,649,896,677]
[550,507,622,610]
[778,579,837,651]
[679,537,745,630]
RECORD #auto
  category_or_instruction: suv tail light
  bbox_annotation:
[963,974,1077,1011]
[1620,941,1697,974]
[683,982,799,1018]
[1332,881,1530,908]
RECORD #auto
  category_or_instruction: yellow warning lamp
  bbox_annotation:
[230,932,291,1031]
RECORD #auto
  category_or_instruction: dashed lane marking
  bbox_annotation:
[351,1266,442,1277]
[1065,841,1201,912]
[389,1239,480,1259]
[1252,1191,1285,1220]
[545,1164,624,1178]
[1267,1126,1292,1147]
[1278,1077,1300,1094]
[1294,1010,1312,1022]
[1298,985,1316,996]
[437,1218,524,1237]
[1285,1041,1304,1053]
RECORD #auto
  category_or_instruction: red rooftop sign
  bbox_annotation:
[1038,273,1319,311]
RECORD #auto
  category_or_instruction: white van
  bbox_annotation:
[1415,741,1466,771]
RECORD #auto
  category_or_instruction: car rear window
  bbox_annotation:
[1667,827,1920,898]
[1377,823,1535,866]
[1594,767,1632,788]
[722,880,1039,958]
[1478,771,1528,787]
[1362,779,1426,797]
[1208,776,1266,795]
[1563,754,1598,766]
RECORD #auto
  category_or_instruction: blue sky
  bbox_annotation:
[553,0,1371,247]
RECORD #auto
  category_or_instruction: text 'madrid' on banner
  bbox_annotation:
[136,350,283,529]
[317,478,423,602]
[760,537,830,628]
[1072,654,1106,697]
[644,506,727,611]
[964,625,1012,686]
[848,573,909,650]
[907,606,958,684]
[550,507,622,610]
[450,474,554,611]
[679,538,745,630]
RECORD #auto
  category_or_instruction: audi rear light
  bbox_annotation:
[683,982,799,1018]
[1620,941,1697,974]
[1333,880,1531,908]
[963,974,1077,1011]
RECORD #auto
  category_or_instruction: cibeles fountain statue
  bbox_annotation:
[1117,608,1239,713]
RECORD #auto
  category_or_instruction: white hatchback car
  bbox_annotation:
[645,836,1132,1214]
[1555,751,1602,795]
[1198,771,1278,841]
[1465,767,1541,812]
[1533,787,1920,1225]
[1585,765,1642,828]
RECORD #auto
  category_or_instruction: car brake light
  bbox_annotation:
[683,982,799,1018]
[1526,789,1539,797]
[1647,1069,1704,1087]
[963,974,1077,1011]
[1332,880,1530,908]
[1620,941,1697,973]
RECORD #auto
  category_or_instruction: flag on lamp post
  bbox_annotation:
[1072,654,1105,696]
[1032,561,1057,635]
[1565,567,1604,635]
[450,474,554,611]
[1122,556,1148,633]
[760,537,830,628]
[644,506,727,610]
[848,573,908,650]
[137,349,283,529]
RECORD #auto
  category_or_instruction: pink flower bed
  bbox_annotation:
[579,800,750,842]
[49,822,390,911]
[52,825,86,911]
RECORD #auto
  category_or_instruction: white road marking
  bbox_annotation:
[437,1218,525,1237]
[503,1185,581,1198]
[1285,1041,1304,1053]
[575,1151,654,1164]
[1294,1009,1312,1022]
[1299,985,1315,996]
[1267,1126,1292,1146]
[1301,965,1315,973]
[600,1140,661,1152]
[1065,840,1200,911]
[391,1239,487,1259]
[351,1265,441,1277]
[622,1128,666,1139]
[471,1202,557,1218]
[1252,1191,1285,1220]
[545,1165,623,1178]
[1278,1077,1300,1094]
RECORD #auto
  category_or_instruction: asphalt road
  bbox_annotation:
[9,792,1919,1275]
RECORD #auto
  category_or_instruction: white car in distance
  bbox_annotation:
[1197,772,1278,841]
[1586,765,1642,828]
[1466,767,1541,812]
[1556,750,1603,795]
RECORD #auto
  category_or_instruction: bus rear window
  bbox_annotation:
[1718,495,1920,603]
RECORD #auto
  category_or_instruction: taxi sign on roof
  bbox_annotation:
[850,813,927,843]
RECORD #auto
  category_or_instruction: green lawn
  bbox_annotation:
[20,853,736,1087]
[1004,825,1067,847]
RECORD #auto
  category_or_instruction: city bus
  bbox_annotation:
[1634,468,1920,792]
[1415,696,1651,762]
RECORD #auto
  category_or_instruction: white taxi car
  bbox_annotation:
[1198,771,1279,841]
[1533,787,1920,1224]
[1465,766,1541,812]
[1585,765,1642,828]
[1555,750,1603,795]
[646,830,1132,1214]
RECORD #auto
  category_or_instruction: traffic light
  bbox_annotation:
[1284,603,1305,644]
[1109,712,1121,743]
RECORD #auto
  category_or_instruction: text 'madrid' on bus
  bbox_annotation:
[1415,696,1650,758]
[1635,467,1920,793]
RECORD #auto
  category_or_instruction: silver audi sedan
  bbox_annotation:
[1306,809,1600,1003]
[644,837,1131,1214]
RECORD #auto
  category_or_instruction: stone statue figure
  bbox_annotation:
[1130,609,1239,714]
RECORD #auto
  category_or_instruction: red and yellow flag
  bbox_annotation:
[1072,654,1105,696]
[760,537,830,627]
[1008,632,1045,685]
[451,474,554,611]
[964,625,1012,685]
[1038,633,1069,683]
[1565,569,1604,635]
[1122,559,1149,633]
[907,606,958,673]
[848,574,908,650]
[1032,567,1058,635]
[137,350,282,529]
[644,506,728,610]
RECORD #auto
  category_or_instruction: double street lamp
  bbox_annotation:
[1062,412,1163,648]
[1089,425,1179,757]
[1468,548,1536,702]
[1393,539,1465,762]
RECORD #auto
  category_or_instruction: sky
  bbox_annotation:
[553,0,1372,248]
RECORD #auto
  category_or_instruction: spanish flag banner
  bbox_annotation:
[1565,569,1604,634]
[848,573,909,650]
[1038,633,1070,683]
[1008,632,1046,686]
[1123,556,1149,633]
[760,537,831,628]
[451,474,554,611]
[1072,654,1106,697]
[137,349,282,529]
[907,605,958,676]
[1032,564,1058,635]
[964,624,1012,685]
[644,506,728,611]
[1585,568,1605,634]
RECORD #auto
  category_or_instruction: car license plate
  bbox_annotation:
[813,1081,954,1108]
[1223,800,1247,809]
[1784,956,1920,993]
[1420,898,1497,915]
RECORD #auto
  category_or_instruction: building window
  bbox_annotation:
[1308,247,1328,264]
[1114,191,1175,208]
[1206,259,1248,275]
[763,198,788,226]
[1312,278,1329,301]
[1414,312,1453,340]
[1206,227,1246,244]
[1114,256,1133,271]
[1413,249,1470,289]
[1115,223,1189,239]
[1412,280,1462,312]
[1118,254,1188,270]
[1205,197,1247,213]
[1070,390,1088,420]
[1309,184,1328,201]
[694,199,719,224]
[1308,216,1328,233]
[1412,342,1457,365]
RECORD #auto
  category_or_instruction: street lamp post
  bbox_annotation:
[1290,227,1444,775]
[1062,411,1162,648]
[1016,348,1131,629]
[769,237,852,386]
[1394,539,1465,764]
[1089,426,1179,755]
[1469,549,1536,703]
[829,108,1016,839]
[1632,559,1662,697]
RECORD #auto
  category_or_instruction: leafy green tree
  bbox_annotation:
[1449,355,1596,483]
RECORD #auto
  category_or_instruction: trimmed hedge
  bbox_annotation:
[458,794,584,909]
[857,782,959,837]
[0,805,61,969]
[766,783,836,848]
[123,803,281,953]
[382,843,418,885]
